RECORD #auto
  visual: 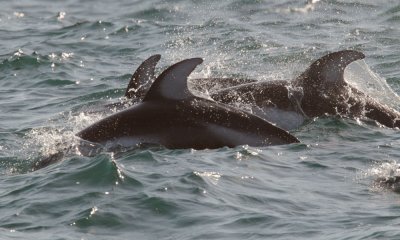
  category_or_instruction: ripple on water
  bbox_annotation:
[2,0,400,239]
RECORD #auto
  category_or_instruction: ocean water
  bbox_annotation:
[1,0,400,239]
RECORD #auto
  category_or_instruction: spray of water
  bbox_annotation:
[359,160,400,192]
[345,60,400,110]
[22,110,106,163]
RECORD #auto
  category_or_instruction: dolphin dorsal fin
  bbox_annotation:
[124,54,161,99]
[143,58,203,102]
[298,50,365,86]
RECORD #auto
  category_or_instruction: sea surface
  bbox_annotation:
[1,0,400,239]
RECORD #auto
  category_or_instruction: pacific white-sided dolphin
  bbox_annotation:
[77,58,298,150]
[120,54,256,104]
[376,175,400,192]
[33,57,299,170]
[211,50,400,129]
[123,51,400,130]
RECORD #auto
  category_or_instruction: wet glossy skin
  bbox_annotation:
[77,97,299,150]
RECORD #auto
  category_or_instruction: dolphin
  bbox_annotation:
[119,55,256,103]
[77,57,299,150]
[119,51,400,130]
[124,54,161,100]
[211,50,400,129]
[376,175,400,192]
[33,57,299,170]
[96,54,162,112]
[99,54,255,113]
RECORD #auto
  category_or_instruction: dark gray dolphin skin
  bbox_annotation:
[211,50,400,129]
[124,54,161,100]
[98,54,162,112]
[77,58,299,150]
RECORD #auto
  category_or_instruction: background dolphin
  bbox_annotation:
[121,51,400,130]
[212,50,400,129]
[124,54,161,100]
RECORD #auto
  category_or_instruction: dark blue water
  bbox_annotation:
[2,0,400,239]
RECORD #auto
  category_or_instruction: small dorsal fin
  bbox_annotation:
[124,54,161,99]
[298,50,365,86]
[143,58,203,102]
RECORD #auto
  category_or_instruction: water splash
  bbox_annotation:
[22,110,106,163]
[345,60,400,110]
[360,160,400,192]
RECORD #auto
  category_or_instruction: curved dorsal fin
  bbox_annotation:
[298,50,365,87]
[143,58,203,102]
[124,54,161,99]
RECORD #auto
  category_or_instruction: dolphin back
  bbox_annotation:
[297,50,365,87]
[125,54,161,99]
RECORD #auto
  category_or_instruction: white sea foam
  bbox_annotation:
[23,110,106,159]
